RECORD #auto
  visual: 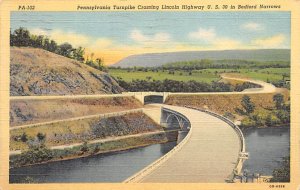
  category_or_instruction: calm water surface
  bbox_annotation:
[10,141,177,183]
[10,127,290,183]
[242,127,290,175]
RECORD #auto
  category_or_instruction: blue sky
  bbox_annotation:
[11,11,290,64]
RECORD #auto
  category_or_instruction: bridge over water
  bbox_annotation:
[125,104,248,183]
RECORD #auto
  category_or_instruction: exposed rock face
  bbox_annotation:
[10,47,124,96]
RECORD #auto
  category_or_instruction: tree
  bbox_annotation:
[36,132,46,142]
[13,145,53,167]
[49,40,58,52]
[273,93,284,110]
[21,132,28,142]
[95,58,103,70]
[35,35,44,48]
[12,27,31,46]
[80,141,89,152]
[241,95,255,114]
[73,47,85,62]
[43,37,51,51]
[265,114,278,126]
[276,110,290,123]
[57,43,73,57]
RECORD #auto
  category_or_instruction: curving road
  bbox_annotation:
[125,104,242,183]
[9,75,277,101]
[221,74,277,93]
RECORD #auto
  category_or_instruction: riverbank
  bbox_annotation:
[10,141,178,183]
[10,129,179,168]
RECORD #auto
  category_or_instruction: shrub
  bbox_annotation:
[271,157,290,182]
[36,132,46,142]
[21,132,28,142]
[276,110,290,123]
[241,95,255,114]
[12,145,53,167]
[241,117,256,128]
[273,93,284,110]
[80,141,89,153]
[265,114,280,126]
[93,145,100,154]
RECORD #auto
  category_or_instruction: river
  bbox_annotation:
[10,127,289,183]
[10,141,177,183]
[242,127,290,176]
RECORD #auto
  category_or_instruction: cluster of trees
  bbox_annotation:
[118,79,238,92]
[10,132,52,168]
[109,58,289,72]
[234,82,261,92]
[240,94,290,128]
[270,79,290,89]
[117,78,260,92]
[161,59,289,70]
[10,27,106,71]
[271,156,290,182]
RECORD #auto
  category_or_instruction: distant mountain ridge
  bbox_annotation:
[113,49,290,68]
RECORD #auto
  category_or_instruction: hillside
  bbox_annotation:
[113,49,290,68]
[10,47,123,96]
[165,89,289,116]
[10,97,143,127]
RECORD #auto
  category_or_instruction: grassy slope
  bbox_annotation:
[10,112,163,151]
[165,89,290,117]
[10,47,123,96]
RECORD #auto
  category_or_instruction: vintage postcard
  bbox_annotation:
[0,0,299,189]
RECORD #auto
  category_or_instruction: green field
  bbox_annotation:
[109,68,290,83]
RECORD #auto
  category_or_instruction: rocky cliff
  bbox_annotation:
[10,47,123,96]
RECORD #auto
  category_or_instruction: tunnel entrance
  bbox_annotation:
[144,95,164,105]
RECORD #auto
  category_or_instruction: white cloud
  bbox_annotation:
[130,29,171,43]
[50,30,90,47]
[89,38,113,49]
[30,28,114,50]
[30,28,50,36]
[252,34,286,48]
[242,22,264,31]
[188,28,216,41]
[212,38,242,49]
[188,27,241,49]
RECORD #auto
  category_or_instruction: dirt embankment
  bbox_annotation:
[10,111,164,151]
[10,47,123,96]
[10,96,142,127]
[165,89,289,116]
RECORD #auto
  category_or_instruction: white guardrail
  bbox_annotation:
[124,106,246,183]
[123,107,192,183]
